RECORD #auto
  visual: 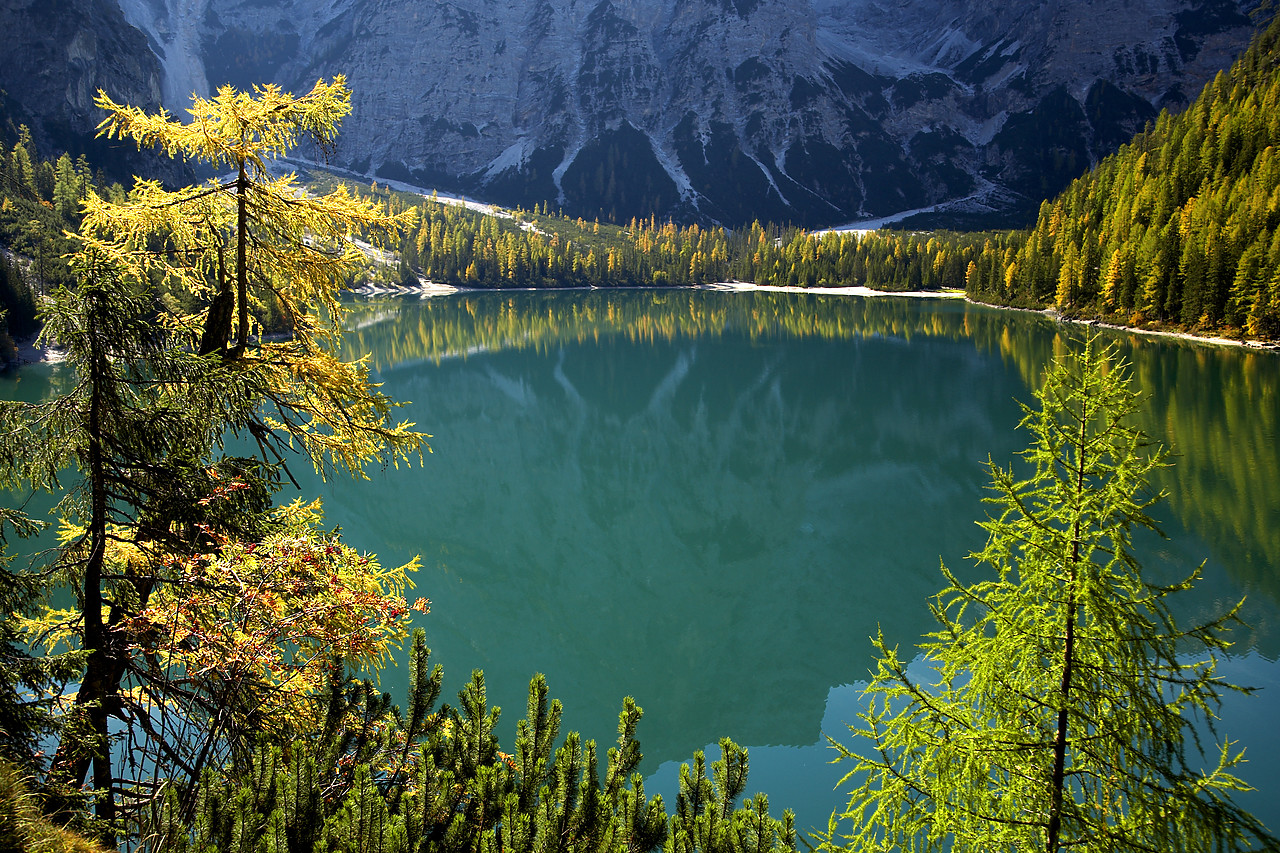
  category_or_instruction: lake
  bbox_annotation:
[5,288,1279,836]
[328,288,1280,835]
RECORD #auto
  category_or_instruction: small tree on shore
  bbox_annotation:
[823,336,1276,853]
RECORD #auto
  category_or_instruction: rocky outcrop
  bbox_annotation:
[0,0,167,178]
[5,0,1269,226]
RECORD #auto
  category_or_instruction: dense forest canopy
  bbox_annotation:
[963,8,1280,339]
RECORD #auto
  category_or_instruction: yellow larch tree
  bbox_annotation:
[0,78,427,836]
[83,76,423,475]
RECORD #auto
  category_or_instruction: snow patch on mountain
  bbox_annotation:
[921,24,983,68]
[814,27,933,78]
[484,139,536,180]
[650,137,697,200]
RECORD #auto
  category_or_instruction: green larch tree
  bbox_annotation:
[822,337,1277,853]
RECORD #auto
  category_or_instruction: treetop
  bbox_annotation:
[94,76,353,174]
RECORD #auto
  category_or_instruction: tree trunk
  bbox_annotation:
[231,160,249,358]
[50,307,118,841]
[199,241,234,356]
[1046,404,1090,853]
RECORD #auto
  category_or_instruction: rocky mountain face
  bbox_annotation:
[2,0,1267,227]
[0,0,168,179]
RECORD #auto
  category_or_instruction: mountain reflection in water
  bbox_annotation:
[321,291,1280,833]
[5,289,1272,836]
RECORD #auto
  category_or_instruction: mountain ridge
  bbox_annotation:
[963,9,1280,339]
[0,0,1268,226]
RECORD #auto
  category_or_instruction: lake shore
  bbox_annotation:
[705,280,1279,351]
[10,282,1274,366]
[5,336,64,367]
[700,281,967,298]
[969,299,1280,351]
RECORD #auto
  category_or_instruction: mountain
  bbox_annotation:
[964,11,1280,340]
[0,0,1268,226]
[0,0,169,179]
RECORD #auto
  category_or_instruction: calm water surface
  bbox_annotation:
[327,290,1280,834]
[6,290,1278,835]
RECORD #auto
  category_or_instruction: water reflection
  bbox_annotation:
[973,316,1280,628]
[337,290,1002,369]
[340,291,1280,630]
[652,649,1280,834]
[6,290,1276,836]
[314,322,1026,763]
[322,291,1278,831]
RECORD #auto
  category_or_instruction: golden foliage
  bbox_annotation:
[79,77,426,475]
[120,498,420,738]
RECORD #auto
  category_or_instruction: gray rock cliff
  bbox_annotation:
[0,0,167,178]
[6,0,1270,226]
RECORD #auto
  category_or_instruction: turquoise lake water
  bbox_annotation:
[5,289,1278,836]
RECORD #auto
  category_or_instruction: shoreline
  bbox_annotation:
[352,279,969,299]
[962,298,1280,352]
[706,282,1278,351]
[698,281,967,299]
[706,282,1275,349]
[1071,317,1278,350]
[10,284,1275,366]
[5,336,65,368]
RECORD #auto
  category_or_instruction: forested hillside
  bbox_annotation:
[319,176,982,294]
[965,12,1280,339]
[4,155,978,358]
[7,10,1280,358]
[0,132,118,347]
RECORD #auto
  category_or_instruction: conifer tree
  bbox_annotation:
[141,631,794,853]
[86,77,415,361]
[0,524,82,776]
[822,337,1276,853]
[0,79,426,835]
[964,12,1280,339]
[84,78,423,476]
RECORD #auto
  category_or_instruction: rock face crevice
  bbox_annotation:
[2,0,1267,226]
[0,0,171,179]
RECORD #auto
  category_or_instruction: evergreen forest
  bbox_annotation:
[6,12,1280,349]
[962,8,1280,339]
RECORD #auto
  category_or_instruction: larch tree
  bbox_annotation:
[822,336,1277,853]
[83,76,421,475]
[0,78,425,834]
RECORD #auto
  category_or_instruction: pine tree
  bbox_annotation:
[0,256,38,341]
[1,257,273,827]
[822,336,1277,853]
[965,12,1280,339]
[141,632,794,853]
